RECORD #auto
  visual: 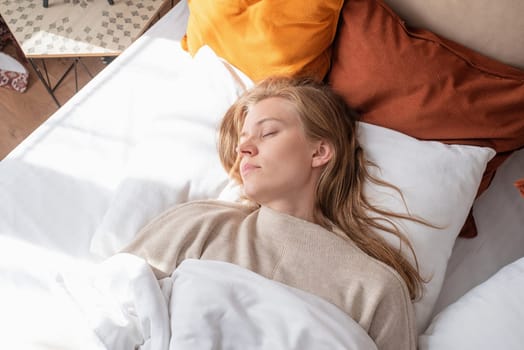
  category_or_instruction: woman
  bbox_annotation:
[124,76,425,350]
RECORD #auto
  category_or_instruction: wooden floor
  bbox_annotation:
[0,44,107,160]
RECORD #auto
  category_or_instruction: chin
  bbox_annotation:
[242,186,263,204]
[242,188,258,202]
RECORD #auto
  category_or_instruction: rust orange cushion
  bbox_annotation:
[516,178,524,198]
[328,0,524,237]
[181,0,344,82]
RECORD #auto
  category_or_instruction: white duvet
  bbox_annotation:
[0,238,376,350]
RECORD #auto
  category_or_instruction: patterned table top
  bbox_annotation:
[0,0,168,58]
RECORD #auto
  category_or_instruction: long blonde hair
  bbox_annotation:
[218,76,427,300]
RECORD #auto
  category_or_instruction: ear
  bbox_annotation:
[311,140,333,168]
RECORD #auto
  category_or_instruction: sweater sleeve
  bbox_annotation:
[121,200,252,279]
[368,275,417,350]
[121,205,190,278]
[121,202,225,279]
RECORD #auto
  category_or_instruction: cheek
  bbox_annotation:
[268,147,312,177]
[271,135,308,158]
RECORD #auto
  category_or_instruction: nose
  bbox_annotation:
[237,138,258,157]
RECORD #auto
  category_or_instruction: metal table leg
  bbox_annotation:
[28,58,61,107]
[28,57,99,108]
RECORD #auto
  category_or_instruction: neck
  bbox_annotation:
[252,170,323,225]
[272,205,314,223]
[262,192,318,225]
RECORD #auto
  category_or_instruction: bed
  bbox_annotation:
[1,0,523,349]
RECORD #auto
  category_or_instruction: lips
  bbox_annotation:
[241,163,260,177]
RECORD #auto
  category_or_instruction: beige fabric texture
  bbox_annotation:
[123,199,416,350]
[383,0,524,69]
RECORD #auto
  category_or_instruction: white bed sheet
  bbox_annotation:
[1,1,524,347]
[0,2,191,260]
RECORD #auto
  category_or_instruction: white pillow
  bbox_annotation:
[89,46,254,257]
[419,257,524,350]
[357,122,495,332]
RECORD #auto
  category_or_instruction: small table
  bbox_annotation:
[1,0,171,106]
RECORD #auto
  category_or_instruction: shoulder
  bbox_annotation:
[144,199,255,226]
[331,228,410,298]
[178,199,255,213]
[331,235,413,315]
[355,253,416,349]
[352,243,412,303]
[368,254,410,296]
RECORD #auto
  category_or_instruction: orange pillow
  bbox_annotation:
[328,0,524,237]
[181,0,344,82]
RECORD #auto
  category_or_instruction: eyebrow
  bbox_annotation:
[239,117,284,138]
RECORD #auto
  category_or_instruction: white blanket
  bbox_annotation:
[0,241,377,350]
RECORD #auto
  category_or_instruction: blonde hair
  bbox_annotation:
[218,76,427,300]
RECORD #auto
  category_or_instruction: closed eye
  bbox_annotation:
[262,131,278,138]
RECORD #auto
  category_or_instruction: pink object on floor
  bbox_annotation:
[0,52,28,93]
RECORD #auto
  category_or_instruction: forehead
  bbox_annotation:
[242,97,300,129]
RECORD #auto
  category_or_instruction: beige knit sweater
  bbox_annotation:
[123,200,416,350]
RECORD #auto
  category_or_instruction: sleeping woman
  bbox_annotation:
[123,76,427,350]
